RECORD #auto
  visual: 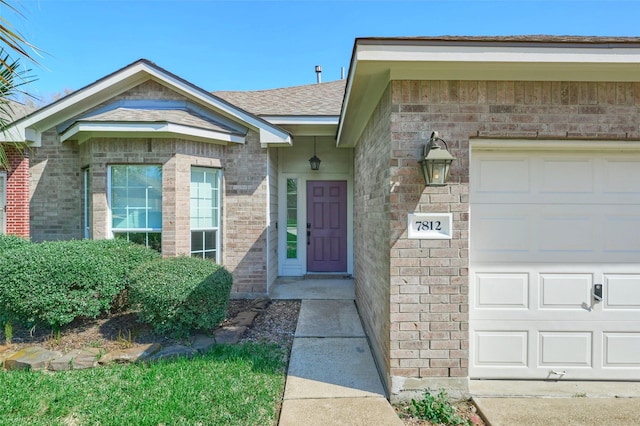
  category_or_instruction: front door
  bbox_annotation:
[307,180,347,272]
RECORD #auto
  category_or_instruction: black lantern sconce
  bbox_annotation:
[309,136,321,171]
[418,131,455,186]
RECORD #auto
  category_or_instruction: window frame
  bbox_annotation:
[107,164,163,251]
[190,166,222,262]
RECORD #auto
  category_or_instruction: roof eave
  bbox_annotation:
[337,37,640,148]
[60,121,246,145]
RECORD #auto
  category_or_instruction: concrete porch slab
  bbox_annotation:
[296,300,365,338]
[279,397,403,426]
[270,278,355,300]
[473,397,640,426]
[470,380,640,398]
[284,337,385,399]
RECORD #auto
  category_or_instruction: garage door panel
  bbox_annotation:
[475,158,530,193]
[540,159,593,194]
[538,215,594,253]
[604,215,640,252]
[475,273,529,309]
[471,144,640,380]
[603,333,640,367]
[605,275,640,309]
[475,331,529,367]
[540,274,592,309]
[539,332,592,367]
[473,211,529,253]
[603,160,640,194]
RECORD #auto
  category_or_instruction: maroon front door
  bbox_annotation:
[307,180,347,272]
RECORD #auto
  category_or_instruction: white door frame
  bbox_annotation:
[278,172,353,276]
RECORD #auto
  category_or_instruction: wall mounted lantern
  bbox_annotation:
[419,131,455,186]
[309,137,321,170]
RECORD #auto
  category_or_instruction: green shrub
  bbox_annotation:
[129,257,233,337]
[0,234,30,253]
[0,239,159,329]
[90,239,161,311]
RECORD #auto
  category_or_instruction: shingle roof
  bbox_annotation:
[214,79,346,117]
[0,99,36,124]
[75,107,243,135]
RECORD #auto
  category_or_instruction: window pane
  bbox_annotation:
[204,230,216,250]
[191,231,203,252]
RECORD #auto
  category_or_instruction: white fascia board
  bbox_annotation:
[60,122,245,145]
[261,116,339,126]
[356,43,640,65]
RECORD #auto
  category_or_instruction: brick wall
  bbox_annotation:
[30,131,82,241]
[356,79,640,401]
[2,145,30,237]
[354,84,393,393]
[223,131,270,296]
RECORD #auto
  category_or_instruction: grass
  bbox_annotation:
[0,342,286,426]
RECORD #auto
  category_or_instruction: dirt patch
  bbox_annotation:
[395,399,485,426]
[1,299,300,354]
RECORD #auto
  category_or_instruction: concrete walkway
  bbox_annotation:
[273,278,402,426]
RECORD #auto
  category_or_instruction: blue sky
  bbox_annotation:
[4,0,640,102]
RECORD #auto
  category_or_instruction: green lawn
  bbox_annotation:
[0,343,286,426]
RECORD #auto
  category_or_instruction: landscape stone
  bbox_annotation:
[50,348,101,371]
[98,342,161,365]
[214,326,247,344]
[0,347,16,367]
[252,297,271,311]
[232,311,258,327]
[4,346,62,371]
[2,308,259,371]
[191,334,216,353]
[147,344,198,361]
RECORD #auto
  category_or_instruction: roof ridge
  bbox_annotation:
[213,79,345,95]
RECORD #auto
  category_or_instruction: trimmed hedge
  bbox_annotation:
[129,256,233,337]
[0,234,30,253]
[0,239,159,329]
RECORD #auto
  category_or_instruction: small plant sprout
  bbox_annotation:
[409,389,471,426]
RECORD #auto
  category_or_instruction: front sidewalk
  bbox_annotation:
[272,278,403,425]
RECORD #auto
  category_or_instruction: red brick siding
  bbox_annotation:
[3,145,29,238]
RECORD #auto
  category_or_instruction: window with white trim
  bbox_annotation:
[109,165,162,251]
[190,167,221,261]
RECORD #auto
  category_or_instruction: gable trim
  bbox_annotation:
[3,59,291,147]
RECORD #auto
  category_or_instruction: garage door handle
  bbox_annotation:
[593,284,603,302]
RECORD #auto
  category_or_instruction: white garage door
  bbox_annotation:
[470,141,640,380]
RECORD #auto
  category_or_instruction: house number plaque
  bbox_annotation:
[407,213,453,240]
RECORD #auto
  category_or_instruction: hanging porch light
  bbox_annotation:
[309,136,321,170]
